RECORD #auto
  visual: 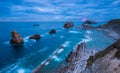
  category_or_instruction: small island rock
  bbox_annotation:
[10,31,24,44]
[49,29,56,34]
[63,22,74,28]
[29,34,41,40]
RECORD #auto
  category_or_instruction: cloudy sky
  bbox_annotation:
[0,0,120,21]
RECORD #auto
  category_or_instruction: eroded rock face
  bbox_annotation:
[10,31,24,44]
[83,38,120,73]
[63,22,74,28]
[49,29,56,34]
[29,34,41,40]
[97,19,120,39]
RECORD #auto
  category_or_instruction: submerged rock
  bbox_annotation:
[29,34,41,40]
[33,24,40,26]
[63,22,74,28]
[10,31,24,44]
[83,20,96,24]
[49,29,56,34]
[82,23,96,29]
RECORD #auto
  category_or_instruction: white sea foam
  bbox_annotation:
[69,31,81,34]
[45,62,49,65]
[86,30,92,34]
[17,69,25,73]
[58,49,64,53]
[60,36,64,38]
[62,41,71,47]
[80,31,92,43]
[38,47,48,53]
[52,56,60,61]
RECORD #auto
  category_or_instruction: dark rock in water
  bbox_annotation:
[29,34,41,40]
[10,31,24,44]
[49,29,56,34]
[59,42,86,73]
[33,24,40,26]
[83,20,96,24]
[66,51,74,62]
[63,22,74,28]
[82,23,96,29]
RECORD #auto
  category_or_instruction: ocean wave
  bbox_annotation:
[38,47,48,53]
[60,36,64,38]
[86,30,92,34]
[52,56,61,62]
[69,31,81,34]
[80,31,92,43]
[62,41,71,47]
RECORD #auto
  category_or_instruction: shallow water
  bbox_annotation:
[0,22,114,73]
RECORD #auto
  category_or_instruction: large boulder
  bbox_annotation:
[10,31,24,44]
[63,22,74,28]
[49,29,56,34]
[29,34,41,40]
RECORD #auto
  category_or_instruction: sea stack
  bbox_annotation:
[49,29,56,34]
[10,31,24,44]
[63,22,74,28]
[29,34,41,40]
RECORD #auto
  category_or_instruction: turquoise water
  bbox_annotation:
[0,22,114,73]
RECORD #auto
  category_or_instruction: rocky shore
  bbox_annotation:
[82,38,120,73]
[57,19,120,73]
[97,19,120,39]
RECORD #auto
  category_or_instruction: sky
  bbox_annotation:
[0,0,120,21]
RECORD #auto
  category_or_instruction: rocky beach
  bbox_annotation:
[55,19,120,73]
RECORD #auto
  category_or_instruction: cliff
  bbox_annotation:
[97,19,120,39]
[82,38,120,73]
[82,19,120,73]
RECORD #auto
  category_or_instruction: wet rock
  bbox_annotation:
[59,43,86,73]
[63,22,74,28]
[10,31,24,44]
[66,51,74,62]
[49,29,56,34]
[29,34,41,40]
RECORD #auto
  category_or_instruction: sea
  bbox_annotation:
[0,21,114,73]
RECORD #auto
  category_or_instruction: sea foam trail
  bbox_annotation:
[32,41,70,73]
[69,30,81,33]
[0,47,48,73]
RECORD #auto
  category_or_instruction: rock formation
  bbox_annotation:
[82,23,96,29]
[83,20,96,24]
[29,34,41,40]
[49,29,56,34]
[97,19,120,39]
[82,38,120,73]
[58,42,86,73]
[10,31,24,44]
[63,22,74,28]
